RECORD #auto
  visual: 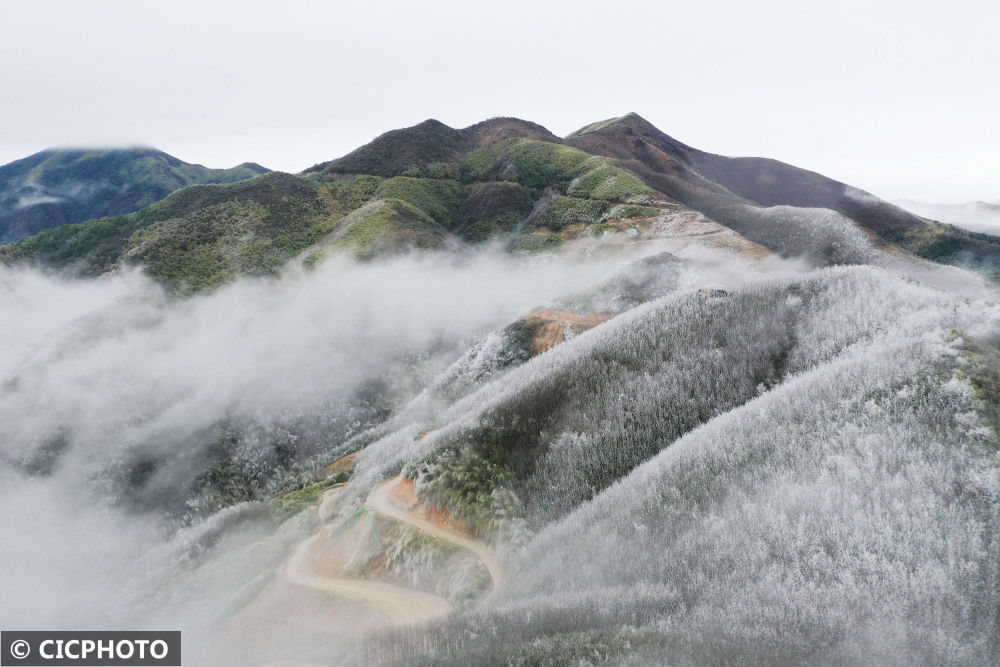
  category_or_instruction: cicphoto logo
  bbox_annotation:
[1,632,180,666]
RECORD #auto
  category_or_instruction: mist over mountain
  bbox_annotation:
[1,115,998,665]
[0,148,268,243]
[896,198,1000,236]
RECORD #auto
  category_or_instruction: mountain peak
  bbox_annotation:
[566,112,653,138]
[234,161,270,174]
[565,113,696,160]
[306,119,463,177]
[460,117,561,148]
[414,118,451,131]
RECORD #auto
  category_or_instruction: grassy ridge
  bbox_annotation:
[373,177,463,227]
[332,199,448,258]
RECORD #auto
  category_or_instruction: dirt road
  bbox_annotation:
[366,478,505,596]
[316,484,345,522]
[284,532,452,626]
[282,476,503,628]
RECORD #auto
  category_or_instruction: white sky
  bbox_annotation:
[1,0,997,203]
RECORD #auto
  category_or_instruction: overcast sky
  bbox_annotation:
[1,0,996,203]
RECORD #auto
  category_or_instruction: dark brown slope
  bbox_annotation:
[566,113,882,264]
[566,112,921,233]
[566,113,1000,274]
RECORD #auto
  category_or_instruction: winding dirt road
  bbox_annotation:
[366,478,505,596]
[284,532,452,626]
[282,476,502,628]
[316,484,345,522]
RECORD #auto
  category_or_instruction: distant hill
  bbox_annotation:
[0,148,268,242]
[895,198,1000,236]
[3,114,999,290]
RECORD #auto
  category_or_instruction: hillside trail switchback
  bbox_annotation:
[282,476,503,625]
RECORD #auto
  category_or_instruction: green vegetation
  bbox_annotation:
[460,139,591,190]
[0,215,137,276]
[0,148,267,243]
[2,141,657,283]
[0,173,397,291]
[385,527,455,573]
[957,335,1000,444]
[373,177,463,227]
[407,445,519,540]
[884,222,1000,280]
[401,161,462,181]
[127,200,272,291]
[0,127,665,283]
[507,232,563,252]
[565,159,653,202]
[5,114,998,292]
[565,112,640,138]
[333,199,447,258]
[272,473,350,520]
[502,317,544,360]
[453,182,537,241]
[320,174,383,212]
[308,119,462,177]
[188,428,265,515]
[531,197,657,232]
[534,196,609,230]
[17,149,265,194]
[588,223,617,237]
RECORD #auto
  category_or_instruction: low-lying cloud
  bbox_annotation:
[0,245,668,635]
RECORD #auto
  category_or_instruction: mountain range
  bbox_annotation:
[1,114,998,290]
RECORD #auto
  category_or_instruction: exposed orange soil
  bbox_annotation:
[522,308,613,355]
[367,479,504,595]
[421,502,471,535]
[321,450,359,478]
[393,476,472,534]
[390,477,417,508]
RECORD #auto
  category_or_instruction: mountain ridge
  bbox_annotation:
[2,114,998,289]
[304,117,563,177]
[0,147,269,242]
